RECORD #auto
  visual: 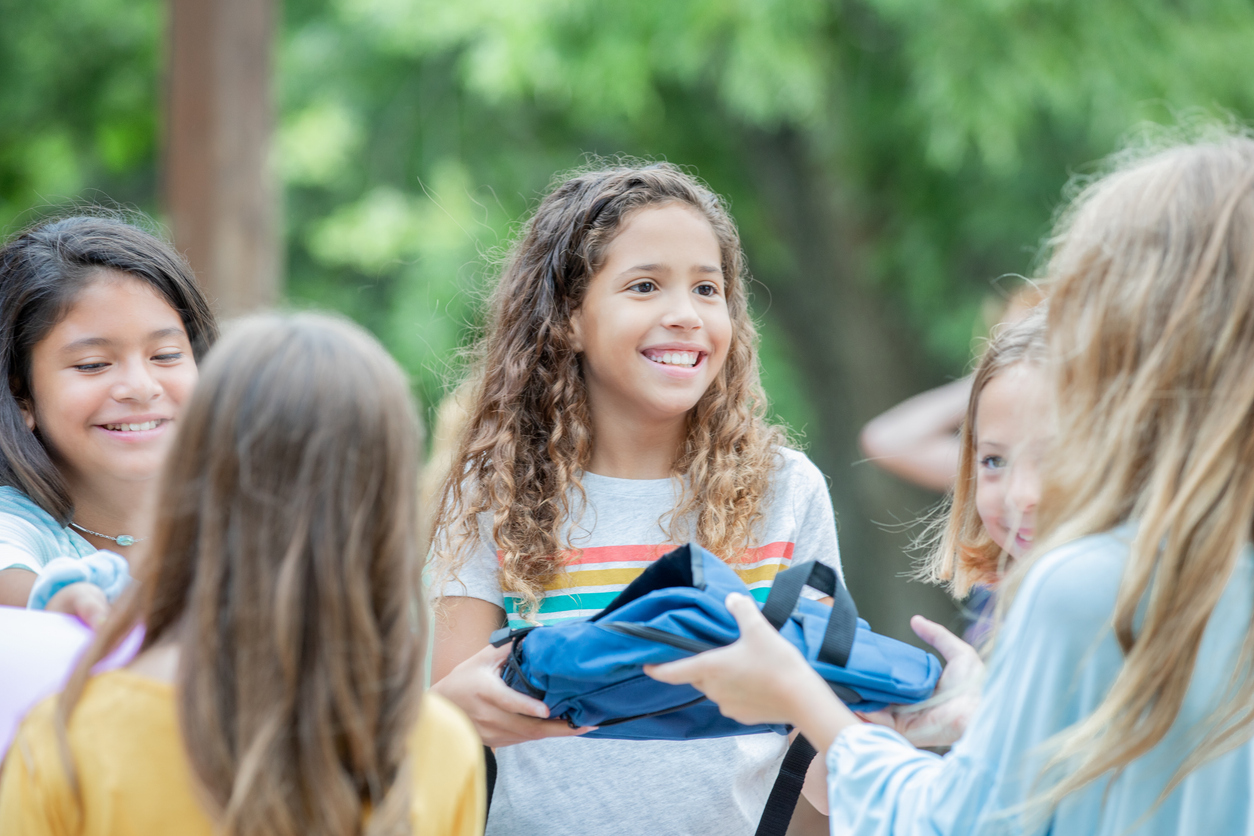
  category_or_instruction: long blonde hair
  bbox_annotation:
[431,163,787,617]
[56,313,425,836]
[1010,134,1254,810]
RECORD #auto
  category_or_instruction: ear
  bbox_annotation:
[18,399,35,431]
[567,308,585,354]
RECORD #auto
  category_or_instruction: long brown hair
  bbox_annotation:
[1007,133,1254,811]
[432,162,787,617]
[57,312,425,836]
[922,308,1047,596]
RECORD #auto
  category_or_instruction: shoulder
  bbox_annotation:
[1008,529,1130,643]
[0,486,59,537]
[409,693,484,832]
[771,447,829,494]
[412,692,481,762]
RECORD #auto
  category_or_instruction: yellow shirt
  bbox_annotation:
[0,670,484,836]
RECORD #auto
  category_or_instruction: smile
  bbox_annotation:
[101,419,166,432]
[642,349,704,368]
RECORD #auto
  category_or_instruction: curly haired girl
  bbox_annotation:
[430,162,842,835]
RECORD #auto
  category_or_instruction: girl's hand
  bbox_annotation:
[857,615,984,748]
[44,582,109,629]
[431,641,593,748]
[646,593,858,754]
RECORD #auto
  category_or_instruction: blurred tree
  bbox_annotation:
[3,0,1253,646]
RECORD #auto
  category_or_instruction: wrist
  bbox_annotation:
[787,672,859,754]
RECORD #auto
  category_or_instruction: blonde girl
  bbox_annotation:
[857,311,1050,749]
[0,313,484,836]
[926,308,1050,599]
[430,163,842,834]
[651,134,1254,834]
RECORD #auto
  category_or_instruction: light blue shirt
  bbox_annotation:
[0,486,96,574]
[827,528,1254,835]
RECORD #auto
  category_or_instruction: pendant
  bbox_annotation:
[116,535,136,547]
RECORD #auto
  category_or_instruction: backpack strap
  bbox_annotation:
[484,745,497,818]
[755,734,818,836]
[761,560,858,668]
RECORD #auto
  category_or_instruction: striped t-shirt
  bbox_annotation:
[440,446,841,836]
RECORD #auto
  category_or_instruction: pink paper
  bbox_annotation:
[0,606,142,757]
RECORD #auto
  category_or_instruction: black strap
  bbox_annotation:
[484,745,497,818]
[755,734,818,836]
[761,560,858,668]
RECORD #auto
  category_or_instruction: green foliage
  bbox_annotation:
[0,0,161,232]
[3,0,1253,434]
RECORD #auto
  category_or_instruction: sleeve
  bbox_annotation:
[0,513,51,573]
[432,512,505,607]
[0,706,79,836]
[779,449,844,587]
[824,535,1128,835]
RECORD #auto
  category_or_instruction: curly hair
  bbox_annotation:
[431,162,788,618]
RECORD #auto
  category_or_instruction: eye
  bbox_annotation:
[694,283,720,297]
[73,362,109,372]
[153,352,185,362]
[979,455,1006,471]
[629,281,656,294]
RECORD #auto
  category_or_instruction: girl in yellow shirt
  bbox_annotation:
[0,312,484,836]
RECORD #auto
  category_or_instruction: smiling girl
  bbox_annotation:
[429,163,842,834]
[0,216,216,622]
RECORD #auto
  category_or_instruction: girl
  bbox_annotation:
[651,134,1254,834]
[0,215,217,623]
[0,313,485,836]
[926,308,1050,599]
[860,311,1049,749]
[430,163,842,834]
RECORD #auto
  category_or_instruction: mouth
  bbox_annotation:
[99,419,169,433]
[642,349,706,369]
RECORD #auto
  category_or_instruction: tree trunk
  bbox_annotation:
[165,0,280,316]
[742,127,960,644]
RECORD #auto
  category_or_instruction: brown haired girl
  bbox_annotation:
[0,215,217,624]
[429,162,842,833]
[0,313,484,835]
[650,133,1254,834]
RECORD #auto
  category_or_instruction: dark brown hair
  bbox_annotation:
[58,312,425,836]
[432,162,788,616]
[0,214,218,523]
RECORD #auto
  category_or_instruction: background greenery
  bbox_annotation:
[4,0,1253,637]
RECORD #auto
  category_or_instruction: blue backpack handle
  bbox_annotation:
[760,560,858,668]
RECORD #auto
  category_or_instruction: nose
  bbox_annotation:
[1006,454,1041,518]
[660,287,702,330]
[111,357,163,404]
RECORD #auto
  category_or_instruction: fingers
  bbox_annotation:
[910,615,976,663]
[47,583,109,628]
[643,657,702,686]
[725,592,770,634]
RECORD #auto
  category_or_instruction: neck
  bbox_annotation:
[66,474,155,559]
[585,403,688,480]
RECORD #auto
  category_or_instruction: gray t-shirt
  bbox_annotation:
[440,447,842,835]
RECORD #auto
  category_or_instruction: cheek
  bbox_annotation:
[974,477,1006,537]
[165,365,199,411]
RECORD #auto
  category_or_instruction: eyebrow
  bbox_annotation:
[618,263,724,277]
[60,327,188,354]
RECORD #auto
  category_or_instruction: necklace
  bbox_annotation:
[69,522,146,547]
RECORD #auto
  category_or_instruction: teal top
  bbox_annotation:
[0,486,96,574]
[827,527,1254,835]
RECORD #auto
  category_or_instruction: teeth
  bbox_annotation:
[649,351,698,367]
[105,420,161,432]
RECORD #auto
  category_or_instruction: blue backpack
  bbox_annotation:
[493,542,941,741]
[488,543,941,835]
